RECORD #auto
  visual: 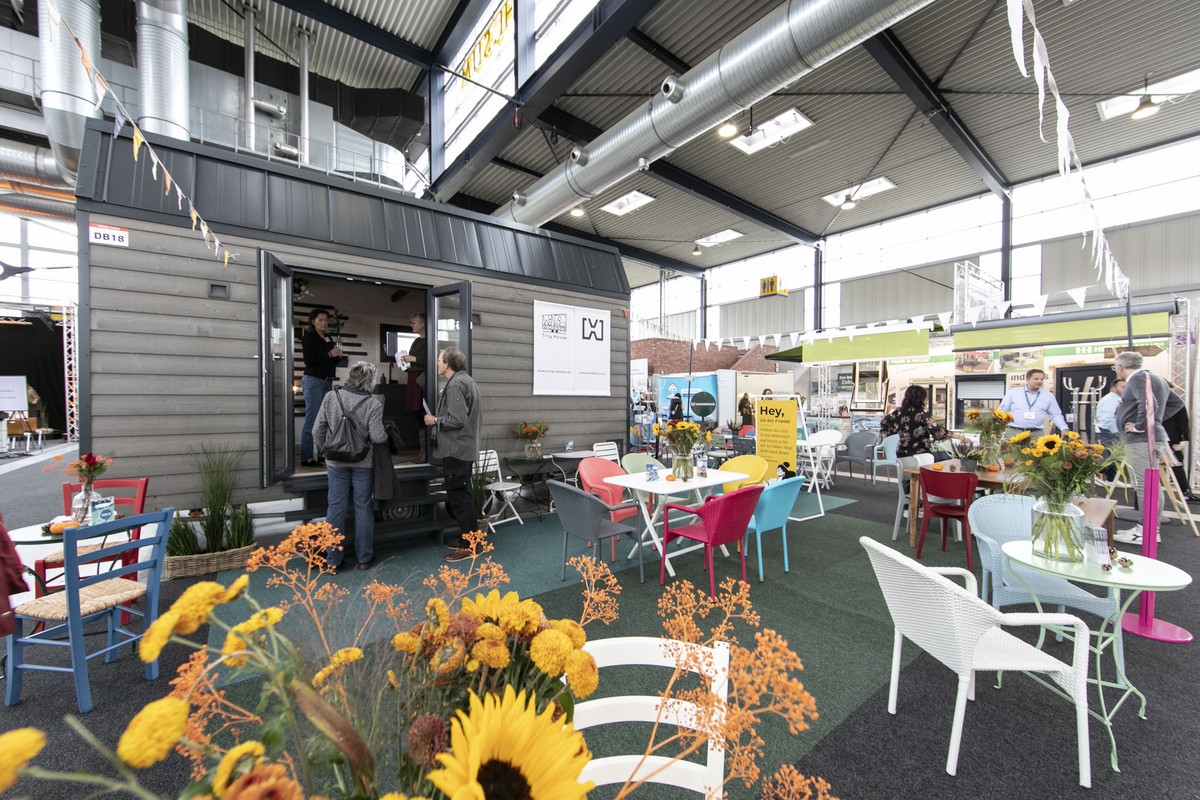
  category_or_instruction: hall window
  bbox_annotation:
[444,0,516,167]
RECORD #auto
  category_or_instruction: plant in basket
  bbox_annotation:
[514,420,548,457]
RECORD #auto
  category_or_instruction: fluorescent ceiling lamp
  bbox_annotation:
[695,228,744,247]
[821,177,896,207]
[570,206,584,217]
[599,190,655,216]
[729,108,814,155]
[1096,67,1200,121]
[717,121,738,137]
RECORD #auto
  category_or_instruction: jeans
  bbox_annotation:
[325,465,374,566]
[1097,430,1119,481]
[301,375,332,460]
[443,456,476,537]
[1124,439,1167,527]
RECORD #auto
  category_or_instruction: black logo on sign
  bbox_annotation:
[542,314,568,335]
[582,318,605,341]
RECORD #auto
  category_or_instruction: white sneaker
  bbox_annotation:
[1113,524,1161,544]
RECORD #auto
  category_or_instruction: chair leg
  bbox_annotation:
[963,519,973,571]
[941,517,949,552]
[781,525,790,574]
[917,511,932,558]
[751,529,764,582]
[1075,695,1092,787]
[6,617,24,706]
[945,676,971,776]
[738,540,747,585]
[562,532,569,581]
[67,614,94,713]
[887,629,903,714]
[708,545,716,598]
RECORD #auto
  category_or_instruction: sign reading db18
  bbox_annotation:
[89,223,129,247]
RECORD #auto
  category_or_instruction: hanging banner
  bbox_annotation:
[532,300,611,396]
[756,398,798,478]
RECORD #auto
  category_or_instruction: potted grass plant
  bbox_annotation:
[163,444,258,579]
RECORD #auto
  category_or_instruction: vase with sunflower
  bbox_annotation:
[965,408,1014,467]
[515,420,548,458]
[1004,430,1123,561]
[60,451,114,524]
[653,419,710,481]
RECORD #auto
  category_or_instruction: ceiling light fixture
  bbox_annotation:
[1096,66,1200,121]
[729,108,814,155]
[570,205,585,217]
[600,190,656,216]
[692,245,702,256]
[718,120,738,138]
[840,193,857,210]
[821,177,896,207]
[1131,94,1160,120]
[695,229,744,247]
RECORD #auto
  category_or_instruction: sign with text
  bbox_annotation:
[756,399,798,478]
[533,300,611,396]
[89,223,129,247]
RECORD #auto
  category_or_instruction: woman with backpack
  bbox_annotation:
[314,361,388,572]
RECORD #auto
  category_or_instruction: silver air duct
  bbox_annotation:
[0,141,70,189]
[494,0,936,226]
[0,194,75,221]
[37,0,103,183]
[136,0,191,140]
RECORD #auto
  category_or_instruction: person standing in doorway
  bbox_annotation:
[399,312,427,461]
[424,347,482,562]
[999,368,1070,440]
[1113,351,1185,543]
[1095,377,1125,482]
[301,308,342,467]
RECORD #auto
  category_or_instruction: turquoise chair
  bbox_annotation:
[743,476,806,581]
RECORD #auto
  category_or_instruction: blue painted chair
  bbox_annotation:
[743,476,806,581]
[5,508,174,713]
[872,434,900,485]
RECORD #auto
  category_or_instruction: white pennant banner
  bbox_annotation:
[772,333,781,348]
[757,335,767,349]
[937,311,953,330]
[742,337,752,351]
[966,305,983,327]
[1031,294,1049,317]
[1066,286,1088,309]
[789,332,799,348]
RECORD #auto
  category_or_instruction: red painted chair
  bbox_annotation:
[661,484,764,598]
[33,478,151,598]
[577,457,638,561]
[917,467,977,570]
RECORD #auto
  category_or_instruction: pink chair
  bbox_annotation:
[577,457,638,561]
[661,484,764,597]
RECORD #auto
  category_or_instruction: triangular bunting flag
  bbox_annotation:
[937,311,953,330]
[846,328,855,342]
[757,335,767,349]
[132,129,145,161]
[1031,294,1049,317]
[1066,286,1087,309]
[91,74,108,110]
[995,300,1011,318]
[966,305,983,327]
[188,200,198,230]
[150,152,159,180]
[741,337,751,351]
[175,184,184,210]
[223,250,230,268]
[200,220,210,245]
[772,333,781,348]
[112,106,128,138]
[789,332,799,348]
[163,170,172,196]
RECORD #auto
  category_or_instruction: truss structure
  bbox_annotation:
[63,303,79,442]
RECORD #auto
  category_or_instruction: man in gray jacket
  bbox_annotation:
[424,346,482,561]
[1114,350,1184,544]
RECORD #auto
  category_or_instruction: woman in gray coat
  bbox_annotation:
[314,361,388,571]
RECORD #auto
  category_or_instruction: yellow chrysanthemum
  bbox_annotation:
[1009,431,1030,444]
[213,741,265,797]
[549,619,586,650]
[471,637,511,670]
[499,599,543,638]
[380,794,432,800]
[1020,447,1032,455]
[221,574,250,602]
[432,639,466,675]
[1025,460,1034,466]
[565,649,599,699]
[1065,430,1080,440]
[117,697,190,768]
[1036,434,1063,454]
[140,609,180,663]
[461,589,521,622]
[222,763,301,800]
[393,631,421,654]
[387,670,401,690]
[475,622,506,643]
[428,687,592,800]
[0,728,45,794]
[169,581,229,634]
[1031,447,1048,458]
[331,647,363,666]
[426,598,451,633]
[652,423,661,436]
[529,629,573,676]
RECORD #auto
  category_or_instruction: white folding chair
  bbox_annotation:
[860,537,1091,787]
[798,429,841,490]
[573,636,729,798]
[592,440,621,462]
[893,454,934,540]
[479,449,523,532]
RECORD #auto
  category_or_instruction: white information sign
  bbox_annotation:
[630,358,649,395]
[89,223,129,247]
[0,376,28,414]
[533,300,611,396]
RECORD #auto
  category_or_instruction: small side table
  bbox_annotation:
[502,456,556,519]
[550,450,596,486]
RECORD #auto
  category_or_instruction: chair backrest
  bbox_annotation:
[804,429,843,455]
[61,477,151,517]
[694,484,764,546]
[739,425,755,436]
[61,509,174,611]
[877,434,900,463]
[592,441,621,462]
[860,537,1001,675]
[573,636,729,796]
[749,475,806,532]
[477,449,504,480]
[578,456,627,506]
[967,494,1036,544]
[729,436,756,456]
[720,454,768,493]
[621,452,666,476]
[842,431,878,459]
[547,480,617,539]
[918,467,978,504]
[896,453,934,501]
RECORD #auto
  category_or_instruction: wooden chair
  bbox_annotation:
[6,509,174,713]
[662,484,764,597]
[917,467,978,570]
[572,636,729,797]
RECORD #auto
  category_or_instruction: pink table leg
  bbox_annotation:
[1123,468,1194,642]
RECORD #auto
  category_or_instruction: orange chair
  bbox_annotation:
[916,467,977,570]
[577,457,638,561]
[33,478,151,598]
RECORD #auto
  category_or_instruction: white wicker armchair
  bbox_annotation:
[860,537,1093,787]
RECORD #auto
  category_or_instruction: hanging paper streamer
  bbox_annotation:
[1066,286,1087,309]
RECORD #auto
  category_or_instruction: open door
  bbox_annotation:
[426,282,472,464]
[260,251,295,485]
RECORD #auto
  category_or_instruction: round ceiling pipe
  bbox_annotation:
[37,0,103,184]
[137,0,191,140]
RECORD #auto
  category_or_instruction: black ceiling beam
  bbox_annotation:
[624,28,690,74]
[431,0,663,201]
[863,30,1009,198]
[270,0,433,68]
[538,106,819,245]
[544,223,705,277]
[493,157,543,179]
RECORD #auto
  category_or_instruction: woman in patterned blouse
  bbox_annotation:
[880,385,965,459]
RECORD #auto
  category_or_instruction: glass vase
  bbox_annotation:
[1031,497,1086,562]
[524,440,542,458]
[981,437,1002,468]
[672,453,694,481]
[71,483,102,525]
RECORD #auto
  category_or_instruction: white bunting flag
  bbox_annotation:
[1066,286,1088,309]
[772,333,781,348]
[789,332,799,348]
[966,305,983,327]
[937,311,953,330]
[1031,294,1049,317]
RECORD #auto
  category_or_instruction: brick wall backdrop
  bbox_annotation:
[631,338,780,374]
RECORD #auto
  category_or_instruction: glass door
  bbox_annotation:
[426,282,473,463]
[260,251,294,485]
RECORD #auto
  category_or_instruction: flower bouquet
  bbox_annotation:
[515,420,549,457]
[45,451,114,523]
[1004,431,1123,561]
[652,419,711,480]
[965,408,1014,466]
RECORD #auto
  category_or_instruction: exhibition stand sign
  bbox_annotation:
[756,398,798,478]
[532,300,611,396]
[658,374,719,420]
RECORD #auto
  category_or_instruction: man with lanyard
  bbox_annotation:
[999,368,1070,441]
[1113,351,1183,544]
[1095,377,1126,482]
[424,346,482,562]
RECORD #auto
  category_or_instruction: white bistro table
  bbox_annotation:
[550,450,596,485]
[1002,540,1192,771]
[603,468,749,577]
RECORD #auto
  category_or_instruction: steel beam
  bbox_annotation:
[863,30,1009,198]
[270,0,433,68]
[625,28,690,74]
[543,222,705,277]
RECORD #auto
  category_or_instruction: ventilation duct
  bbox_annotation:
[136,0,191,140]
[494,0,937,226]
[0,141,70,190]
[0,194,75,220]
[37,0,103,184]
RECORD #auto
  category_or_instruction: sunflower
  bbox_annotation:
[461,589,521,622]
[213,741,265,797]
[1036,434,1063,454]
[428,686,592,800]
[1008,430,1030,444]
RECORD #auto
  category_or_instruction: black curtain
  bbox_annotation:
[0,323,66,432]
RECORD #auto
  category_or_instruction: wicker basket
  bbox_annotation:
[163,543,258,580]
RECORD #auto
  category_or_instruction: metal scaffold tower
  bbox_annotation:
[62,303,79,442]
[814,363,833,432]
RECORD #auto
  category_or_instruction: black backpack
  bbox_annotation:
[323,390,371,462]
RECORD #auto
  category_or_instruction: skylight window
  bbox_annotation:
[729,108,814,155]
[695,229,744,246]
[1096,67,1200,121]
[821,177,897,207]
[599,190,656,216]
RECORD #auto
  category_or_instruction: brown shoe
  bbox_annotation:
[444,538,469,550]
[443,548,471,563]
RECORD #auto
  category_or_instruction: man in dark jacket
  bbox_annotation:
[424,347,482,561]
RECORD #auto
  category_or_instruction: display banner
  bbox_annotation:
[756,399,798,478]
[658,374,719,420]
[532,301,611,396]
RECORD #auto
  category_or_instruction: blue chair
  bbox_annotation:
[743,476,806,581]
[6,509,174,713]
[872,434,900,485]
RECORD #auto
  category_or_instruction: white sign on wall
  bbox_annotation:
[533,300,611,396]
[0,376,28,414]
[630,358,648,395]
[89,223,129,247]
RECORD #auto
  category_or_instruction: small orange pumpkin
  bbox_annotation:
[49,520,80,535]
[931,464,944,471]
[986,464,1001,472]
[665,474,677,482]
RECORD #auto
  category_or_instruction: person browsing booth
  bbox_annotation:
[999,368,1070,439]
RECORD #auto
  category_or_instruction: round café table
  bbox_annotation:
[550,450,596,486]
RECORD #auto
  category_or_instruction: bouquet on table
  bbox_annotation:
[45,451,114,523]
[965,408,1014,466]
[652,419,711,481]
[514,419,549,457]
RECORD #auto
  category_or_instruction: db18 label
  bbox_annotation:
[89,224,129,247]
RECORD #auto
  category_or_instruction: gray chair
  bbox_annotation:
[836,431,879,481]
[547,480,644,583]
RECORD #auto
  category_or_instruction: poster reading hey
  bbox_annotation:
[533,301,611,396]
